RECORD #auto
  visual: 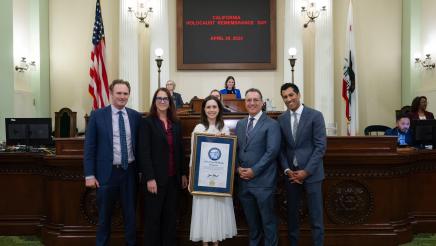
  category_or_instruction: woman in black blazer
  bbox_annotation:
[137,87,188,246]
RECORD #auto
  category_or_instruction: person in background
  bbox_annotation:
[189,96,237,246]
[166,80,184,109]
[220,76,241,99]
[83,79,142,246]
[408,96,434,120]
[137,88,188,246]
[210,89,231,113]
[385,114,412,146]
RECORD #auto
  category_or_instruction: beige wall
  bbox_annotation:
[49,0,119,131]
[49,0,404,134]
[419,0,436,113]
[333,0,402,134]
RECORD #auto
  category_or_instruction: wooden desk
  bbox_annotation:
[190,98,247,113]
[1,116,436,245]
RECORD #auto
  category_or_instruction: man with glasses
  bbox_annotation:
[235,88,281,246]
[84,79,142,246]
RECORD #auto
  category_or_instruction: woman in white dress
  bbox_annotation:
[189,96,237,246]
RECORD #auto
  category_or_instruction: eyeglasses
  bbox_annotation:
[156,97,169,103]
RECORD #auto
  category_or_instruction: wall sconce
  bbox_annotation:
[15,57,36,72]
[301,1,326,28]
[128,1,153,28]
[155,48,164,87]
[288,48,297,83]
[415,54,435,70]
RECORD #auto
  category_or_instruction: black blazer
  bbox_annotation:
[137,116,186,187]
[172,92,184,109]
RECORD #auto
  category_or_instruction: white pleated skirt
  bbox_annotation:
[190,195,237,242]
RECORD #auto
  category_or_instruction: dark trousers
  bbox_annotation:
[143,176,178,246]
[238,186,278,246]
[96,164,137,246]
[285,179,324,246]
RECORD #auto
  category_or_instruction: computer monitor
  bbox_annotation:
[5,118,53,147]
[411,119,436,149]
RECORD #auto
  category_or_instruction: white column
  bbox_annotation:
[149,0,170,102]
[314,0,334,127]
[283,0,304,101]
[119,0,140,110]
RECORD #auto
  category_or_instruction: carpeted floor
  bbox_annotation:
[0,236,43,246]
[400,233,436,246]
[0,234,436,245]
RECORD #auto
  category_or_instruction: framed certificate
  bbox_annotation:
[190,133,237,196]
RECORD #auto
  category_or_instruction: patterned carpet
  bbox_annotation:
[400,233,436,246]
[0,234,436,245]
[0,236,42,246]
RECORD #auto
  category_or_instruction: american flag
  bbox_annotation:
[89,0,109,110]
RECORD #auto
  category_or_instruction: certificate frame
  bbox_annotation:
[190,133,237,196]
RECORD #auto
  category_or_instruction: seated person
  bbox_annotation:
[408,96,434,120]
[166,80,184,108]
[210,89,231,113]
[385,114,412,146]
[219,76,241,99]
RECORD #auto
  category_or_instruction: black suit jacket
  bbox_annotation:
[172,92,184,109]
[137,116,186,187]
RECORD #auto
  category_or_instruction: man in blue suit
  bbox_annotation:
[235,88,281,246]
[84,79,142,246]
[278,83,327,246]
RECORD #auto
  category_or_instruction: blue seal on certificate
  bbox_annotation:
[208,147,222,161]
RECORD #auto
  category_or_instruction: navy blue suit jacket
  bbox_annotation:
[235,112,281,188]
[384,127,412,146]
[83,106,142,185]
[278,107,326,183]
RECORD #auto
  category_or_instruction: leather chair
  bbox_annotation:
[55,108,77,138]
[364,125,391,136]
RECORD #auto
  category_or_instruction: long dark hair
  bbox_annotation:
[410,96,427,113]
[200,96,224,131]
[149,88,178,122]
[224,76,236,90]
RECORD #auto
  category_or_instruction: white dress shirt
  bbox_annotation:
[290,104,304,132]
[111,105,135,165]
[247,110,263,130]
[284,104,304,174]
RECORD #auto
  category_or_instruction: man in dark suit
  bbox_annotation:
[278,83,327,246]
[235,88,281,246]
[84,79,142,246]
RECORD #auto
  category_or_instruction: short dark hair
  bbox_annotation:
[280,83,300,95]
[396,113,410,121]
[245,88,263,100]
[109,79,131,93]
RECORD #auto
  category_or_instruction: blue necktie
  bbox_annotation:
[246,117,255,140]
[118,111,128,170]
